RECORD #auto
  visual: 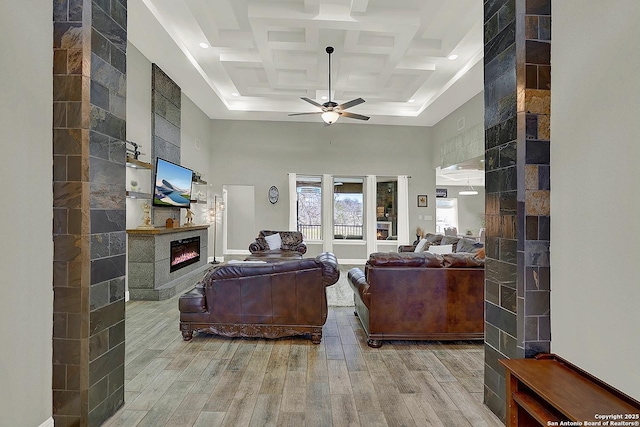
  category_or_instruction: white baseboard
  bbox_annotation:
[225,249,251,255]
[39,417,54,427]
[338,259,367,265]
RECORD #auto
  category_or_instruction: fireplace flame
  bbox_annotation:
[171,251,199,267]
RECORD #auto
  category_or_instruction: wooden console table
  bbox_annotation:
[500,354,640,426]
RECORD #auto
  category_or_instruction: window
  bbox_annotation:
[436,198,459,234]
[296,175,322,240]
[333,177,364,239]
[376,178,398,240]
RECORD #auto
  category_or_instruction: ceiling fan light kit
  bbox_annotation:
[321,110,340,124]
[289,46,370,125]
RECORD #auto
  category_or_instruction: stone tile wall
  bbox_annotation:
[482,0,551,421]
[151,64,183,226]
[440,123,485,169]
[53,0,127,425]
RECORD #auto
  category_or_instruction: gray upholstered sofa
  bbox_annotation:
[400,233,484,255]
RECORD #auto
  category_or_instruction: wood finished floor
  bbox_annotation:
[103,295,503,427]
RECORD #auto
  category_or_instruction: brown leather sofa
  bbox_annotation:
[179,252,339,343]
[248,230,307,258]
[348,251,484,348]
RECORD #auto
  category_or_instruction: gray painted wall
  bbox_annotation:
[207,120,435,252]
[0,1,53,426]
[224,185,256,251]
[551,0,640,399]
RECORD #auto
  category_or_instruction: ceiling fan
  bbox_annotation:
[289,46,370,125]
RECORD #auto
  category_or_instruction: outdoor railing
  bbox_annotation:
[298,224,363,240]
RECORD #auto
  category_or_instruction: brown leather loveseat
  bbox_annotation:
[348,251,484,348]
[179,252,339,343]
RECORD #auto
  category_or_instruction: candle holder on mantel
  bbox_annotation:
[138,203,154,229]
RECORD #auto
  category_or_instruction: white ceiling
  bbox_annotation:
[128,0,485,127]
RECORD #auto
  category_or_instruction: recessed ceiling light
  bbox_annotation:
[199,42,209,49]
[321,96,328,100]
[232,92,239,97]
[408,99,415,103]
[448,54,458,60]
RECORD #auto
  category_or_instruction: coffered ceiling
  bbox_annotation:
[128,0,484,126]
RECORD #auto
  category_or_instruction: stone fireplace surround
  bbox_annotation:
[127,225,209,300]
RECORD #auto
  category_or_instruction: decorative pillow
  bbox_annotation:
[424,233,443,244]
[440,236,460,252]
[414,238,429,252]
[428,244,453,254]
[264,232,282,250]
[280,232,300,248]
[456,237,484,254]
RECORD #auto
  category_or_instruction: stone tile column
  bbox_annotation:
[483,0,551,420]
[151,64,183,226]
[52,0,127,424]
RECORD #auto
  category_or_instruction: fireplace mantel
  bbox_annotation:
[126,224,209,235]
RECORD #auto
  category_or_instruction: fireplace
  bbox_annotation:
[170,236,201,272]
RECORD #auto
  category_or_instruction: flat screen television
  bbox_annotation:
[152,157,193,208]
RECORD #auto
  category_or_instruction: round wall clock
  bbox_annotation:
[268,185,279,204]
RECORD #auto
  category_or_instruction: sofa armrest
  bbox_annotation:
[294,242,307,255]
[248,241,263,253]
[347,267,370,308]
[316,251,339,286]
[178,286,207,313]
[398,245,416,252]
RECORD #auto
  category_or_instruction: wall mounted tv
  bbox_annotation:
[152,158,193,208]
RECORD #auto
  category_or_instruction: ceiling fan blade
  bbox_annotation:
[340,111,370,121]
[337,97,365,110]
[301,97,323,108]
[288,111,322,116]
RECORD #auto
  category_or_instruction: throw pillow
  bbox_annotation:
[424,233,443,244]
[280,232,299,248]
[264,233,282,250]
[457,237,484,254]
[428,244,453,254]
[440,236,460,252]
[414,238,429,252]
